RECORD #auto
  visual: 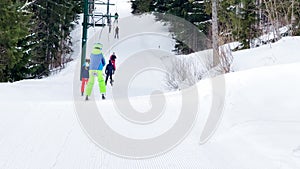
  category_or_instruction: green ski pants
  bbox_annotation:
[85,70,106,96]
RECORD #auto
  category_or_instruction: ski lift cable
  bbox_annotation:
[107,27,111,57]
[98,18,105,40]
[97,0,115,58]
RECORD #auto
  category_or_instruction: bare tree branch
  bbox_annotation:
[20,0,37,10]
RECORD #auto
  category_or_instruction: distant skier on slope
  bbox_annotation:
[114,12,119,23]
[105,60,115,86]
[85,43,106,100]
[114,26,119,39]
[81,58,90,96]
[108,15,112,33]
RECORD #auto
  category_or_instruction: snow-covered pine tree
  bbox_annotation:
[0,0,31,82]
[215,0,259,49]
[0,0,82,81]
[28,0,81,78]
[132,0,211,54]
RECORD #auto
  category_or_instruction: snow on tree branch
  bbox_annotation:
[20,0,37,10]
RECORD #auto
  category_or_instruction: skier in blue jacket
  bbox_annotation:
[85,43,106,100]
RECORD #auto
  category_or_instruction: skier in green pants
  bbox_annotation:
[85,43,106,100]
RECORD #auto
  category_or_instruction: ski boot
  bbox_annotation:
[102,94,106,100]
[85,95,89,101]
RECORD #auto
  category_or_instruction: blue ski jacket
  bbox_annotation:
[89,44,106,71]
[81,64,89,78]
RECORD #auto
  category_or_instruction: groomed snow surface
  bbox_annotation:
[1,1,300,168]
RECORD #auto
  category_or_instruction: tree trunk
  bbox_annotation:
[291,0,295,35]
[272,0,281,40]
[212,0,219,67]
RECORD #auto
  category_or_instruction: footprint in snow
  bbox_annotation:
[293,146,300,157]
